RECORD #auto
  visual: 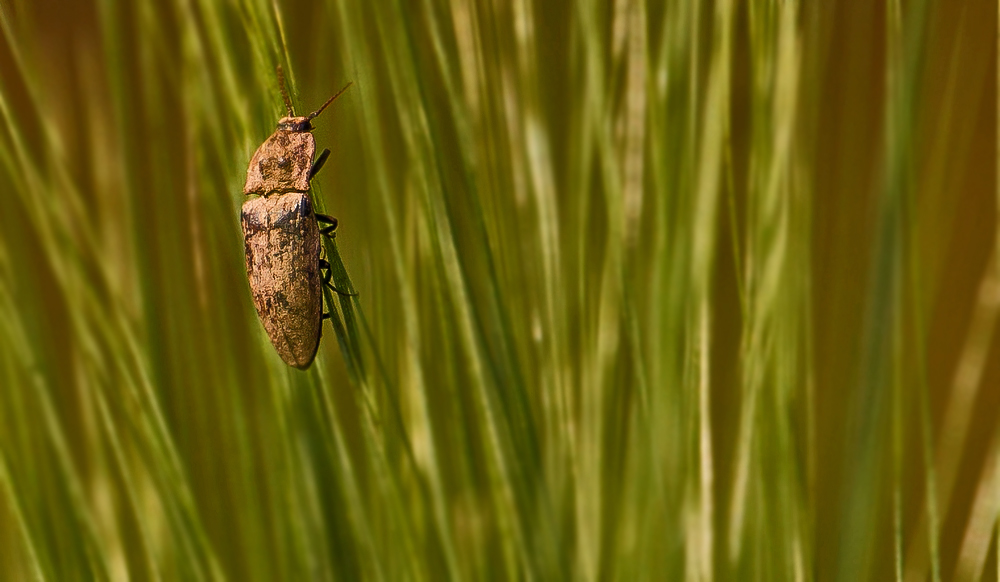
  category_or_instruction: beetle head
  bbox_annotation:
[276,116,314,132]
[273,63,353,131]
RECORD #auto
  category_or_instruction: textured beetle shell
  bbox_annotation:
[244,129,316,195]
[242,192,322,369]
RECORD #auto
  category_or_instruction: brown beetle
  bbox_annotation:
[242,68,352,369]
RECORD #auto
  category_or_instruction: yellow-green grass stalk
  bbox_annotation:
[0,0,996,580]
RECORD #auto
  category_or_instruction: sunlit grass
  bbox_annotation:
[0,0,996,580]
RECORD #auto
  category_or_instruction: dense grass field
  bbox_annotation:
[0,0,998,579]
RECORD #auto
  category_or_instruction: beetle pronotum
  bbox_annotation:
[242,66,352,369]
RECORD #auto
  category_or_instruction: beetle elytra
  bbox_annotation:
[242,67,352,369]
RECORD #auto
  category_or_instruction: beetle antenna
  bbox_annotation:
[276,65,294,116]
[308,81,353,120]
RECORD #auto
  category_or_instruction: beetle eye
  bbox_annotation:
[277,156,290,168]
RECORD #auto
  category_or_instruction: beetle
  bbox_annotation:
[242,67,352,369]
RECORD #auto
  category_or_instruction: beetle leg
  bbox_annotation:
[325,280,359,297]
[316,213,338,236]
[320,276,332,321]
[319,258,359,296]
[309,148,331,179]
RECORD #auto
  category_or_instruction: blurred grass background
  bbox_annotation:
[0,0,997,579]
